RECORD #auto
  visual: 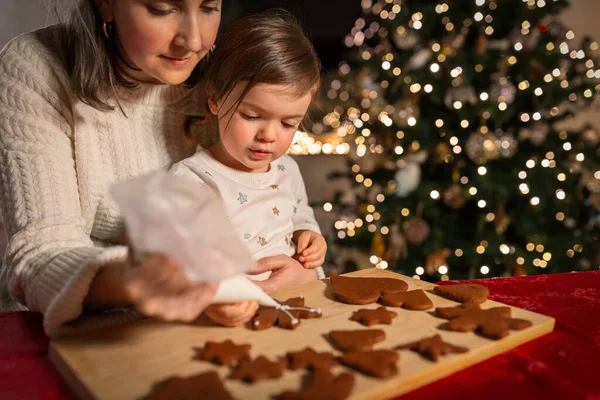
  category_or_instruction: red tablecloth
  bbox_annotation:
[1,271,599,400]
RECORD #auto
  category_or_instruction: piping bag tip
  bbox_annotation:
[211,274,280,308]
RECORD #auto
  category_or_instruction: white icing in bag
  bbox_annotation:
[212,275,279,307]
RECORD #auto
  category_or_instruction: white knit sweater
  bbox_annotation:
[0,28,212,336]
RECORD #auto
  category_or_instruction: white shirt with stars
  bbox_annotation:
[170,148,323,280]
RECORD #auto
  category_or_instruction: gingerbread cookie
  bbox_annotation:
[230,356,286,383]
[278,369,355,400]
[287,347,338,370]
[350,306,398,326]
[328,329,386,352]
[434,283,489,304]
[436,304,533,339]
[380,289,434,310]
[329,273,408,305]
[194,340,251,366]
[284,296,322,319]
[251,297,321,330]
[144,371,234,400]
[396,334,468,361]
[338,349,399,378]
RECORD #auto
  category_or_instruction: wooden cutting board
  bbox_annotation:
[49,268,555,400]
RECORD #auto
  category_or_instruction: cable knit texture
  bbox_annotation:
[0,27,213,337]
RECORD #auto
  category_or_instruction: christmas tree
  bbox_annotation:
[320,0,600,280]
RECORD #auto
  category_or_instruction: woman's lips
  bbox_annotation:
[160,55,192,66]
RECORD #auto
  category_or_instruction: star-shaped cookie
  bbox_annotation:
[229,356,286,383]
[350,306,398,326]
[194,339,251,366]
[286,347,338,370]
[396,334,468,361]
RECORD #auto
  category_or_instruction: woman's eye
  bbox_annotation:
[201,1,221,13]
[148,7,173,16]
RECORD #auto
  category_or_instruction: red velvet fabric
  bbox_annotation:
[0,271,599,400]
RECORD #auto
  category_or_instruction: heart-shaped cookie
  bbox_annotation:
[329,273,408,305]
[434,284,489,304]
[380,289,433,310]
[328,329,386,351]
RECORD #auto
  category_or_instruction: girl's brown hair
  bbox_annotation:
[186,10,321,137]
[46,0,208,111]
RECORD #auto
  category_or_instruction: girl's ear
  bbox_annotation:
[205,84,219,116]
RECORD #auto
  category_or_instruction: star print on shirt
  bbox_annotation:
[258,236,268,246]
[238,192,248,204]
[293,206,297,215]
[277,165,286,172]
[244,233,251,240]
[270,184,279,190]
[272,206,280,216]
[204,171,212,177]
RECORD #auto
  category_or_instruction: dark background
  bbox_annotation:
[222,0,362,71]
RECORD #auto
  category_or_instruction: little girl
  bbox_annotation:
[170,12,327,322]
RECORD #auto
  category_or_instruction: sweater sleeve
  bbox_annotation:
[0,35,128,336]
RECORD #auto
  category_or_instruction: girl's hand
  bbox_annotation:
[249,254,319,293]
[123,250,218,322]
[204,301,259,327]
[294,230,327,269]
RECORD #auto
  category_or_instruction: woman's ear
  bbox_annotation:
[96,0,115,21]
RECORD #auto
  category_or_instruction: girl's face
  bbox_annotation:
[208,83,313,173]
[97,0,221,85]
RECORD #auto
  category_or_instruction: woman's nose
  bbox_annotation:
[173,15,203,53]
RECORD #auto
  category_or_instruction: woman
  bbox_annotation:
[0,0,318,337]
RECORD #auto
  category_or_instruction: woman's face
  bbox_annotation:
[97,0,222,85]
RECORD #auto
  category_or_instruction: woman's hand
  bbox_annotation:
[123,252,219,322]
[204,301,259,327]
[248,254,319,293]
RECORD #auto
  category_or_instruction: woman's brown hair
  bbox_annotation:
[186,10,321,137]
[45,0,208,111]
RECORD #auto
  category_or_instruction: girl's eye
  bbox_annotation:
[282,122,297,129]
[241,113,259,120]
[148,7,173,16]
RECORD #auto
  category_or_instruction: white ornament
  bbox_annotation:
[394,151,428,198]
[408,49,433,70]
[444,87,478,109]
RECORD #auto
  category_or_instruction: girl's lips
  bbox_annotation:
[249,149,272,159]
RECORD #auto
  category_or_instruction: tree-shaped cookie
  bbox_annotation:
[436,304,532,339]
[230,356,286,383]
[329,273,408,304]
[278,369,355,400]
[194,339,251,366]
[396,334,468,361]
[338,349,399,378]
[350,306,398,326]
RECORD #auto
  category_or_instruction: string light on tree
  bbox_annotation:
[322,0,600,279]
